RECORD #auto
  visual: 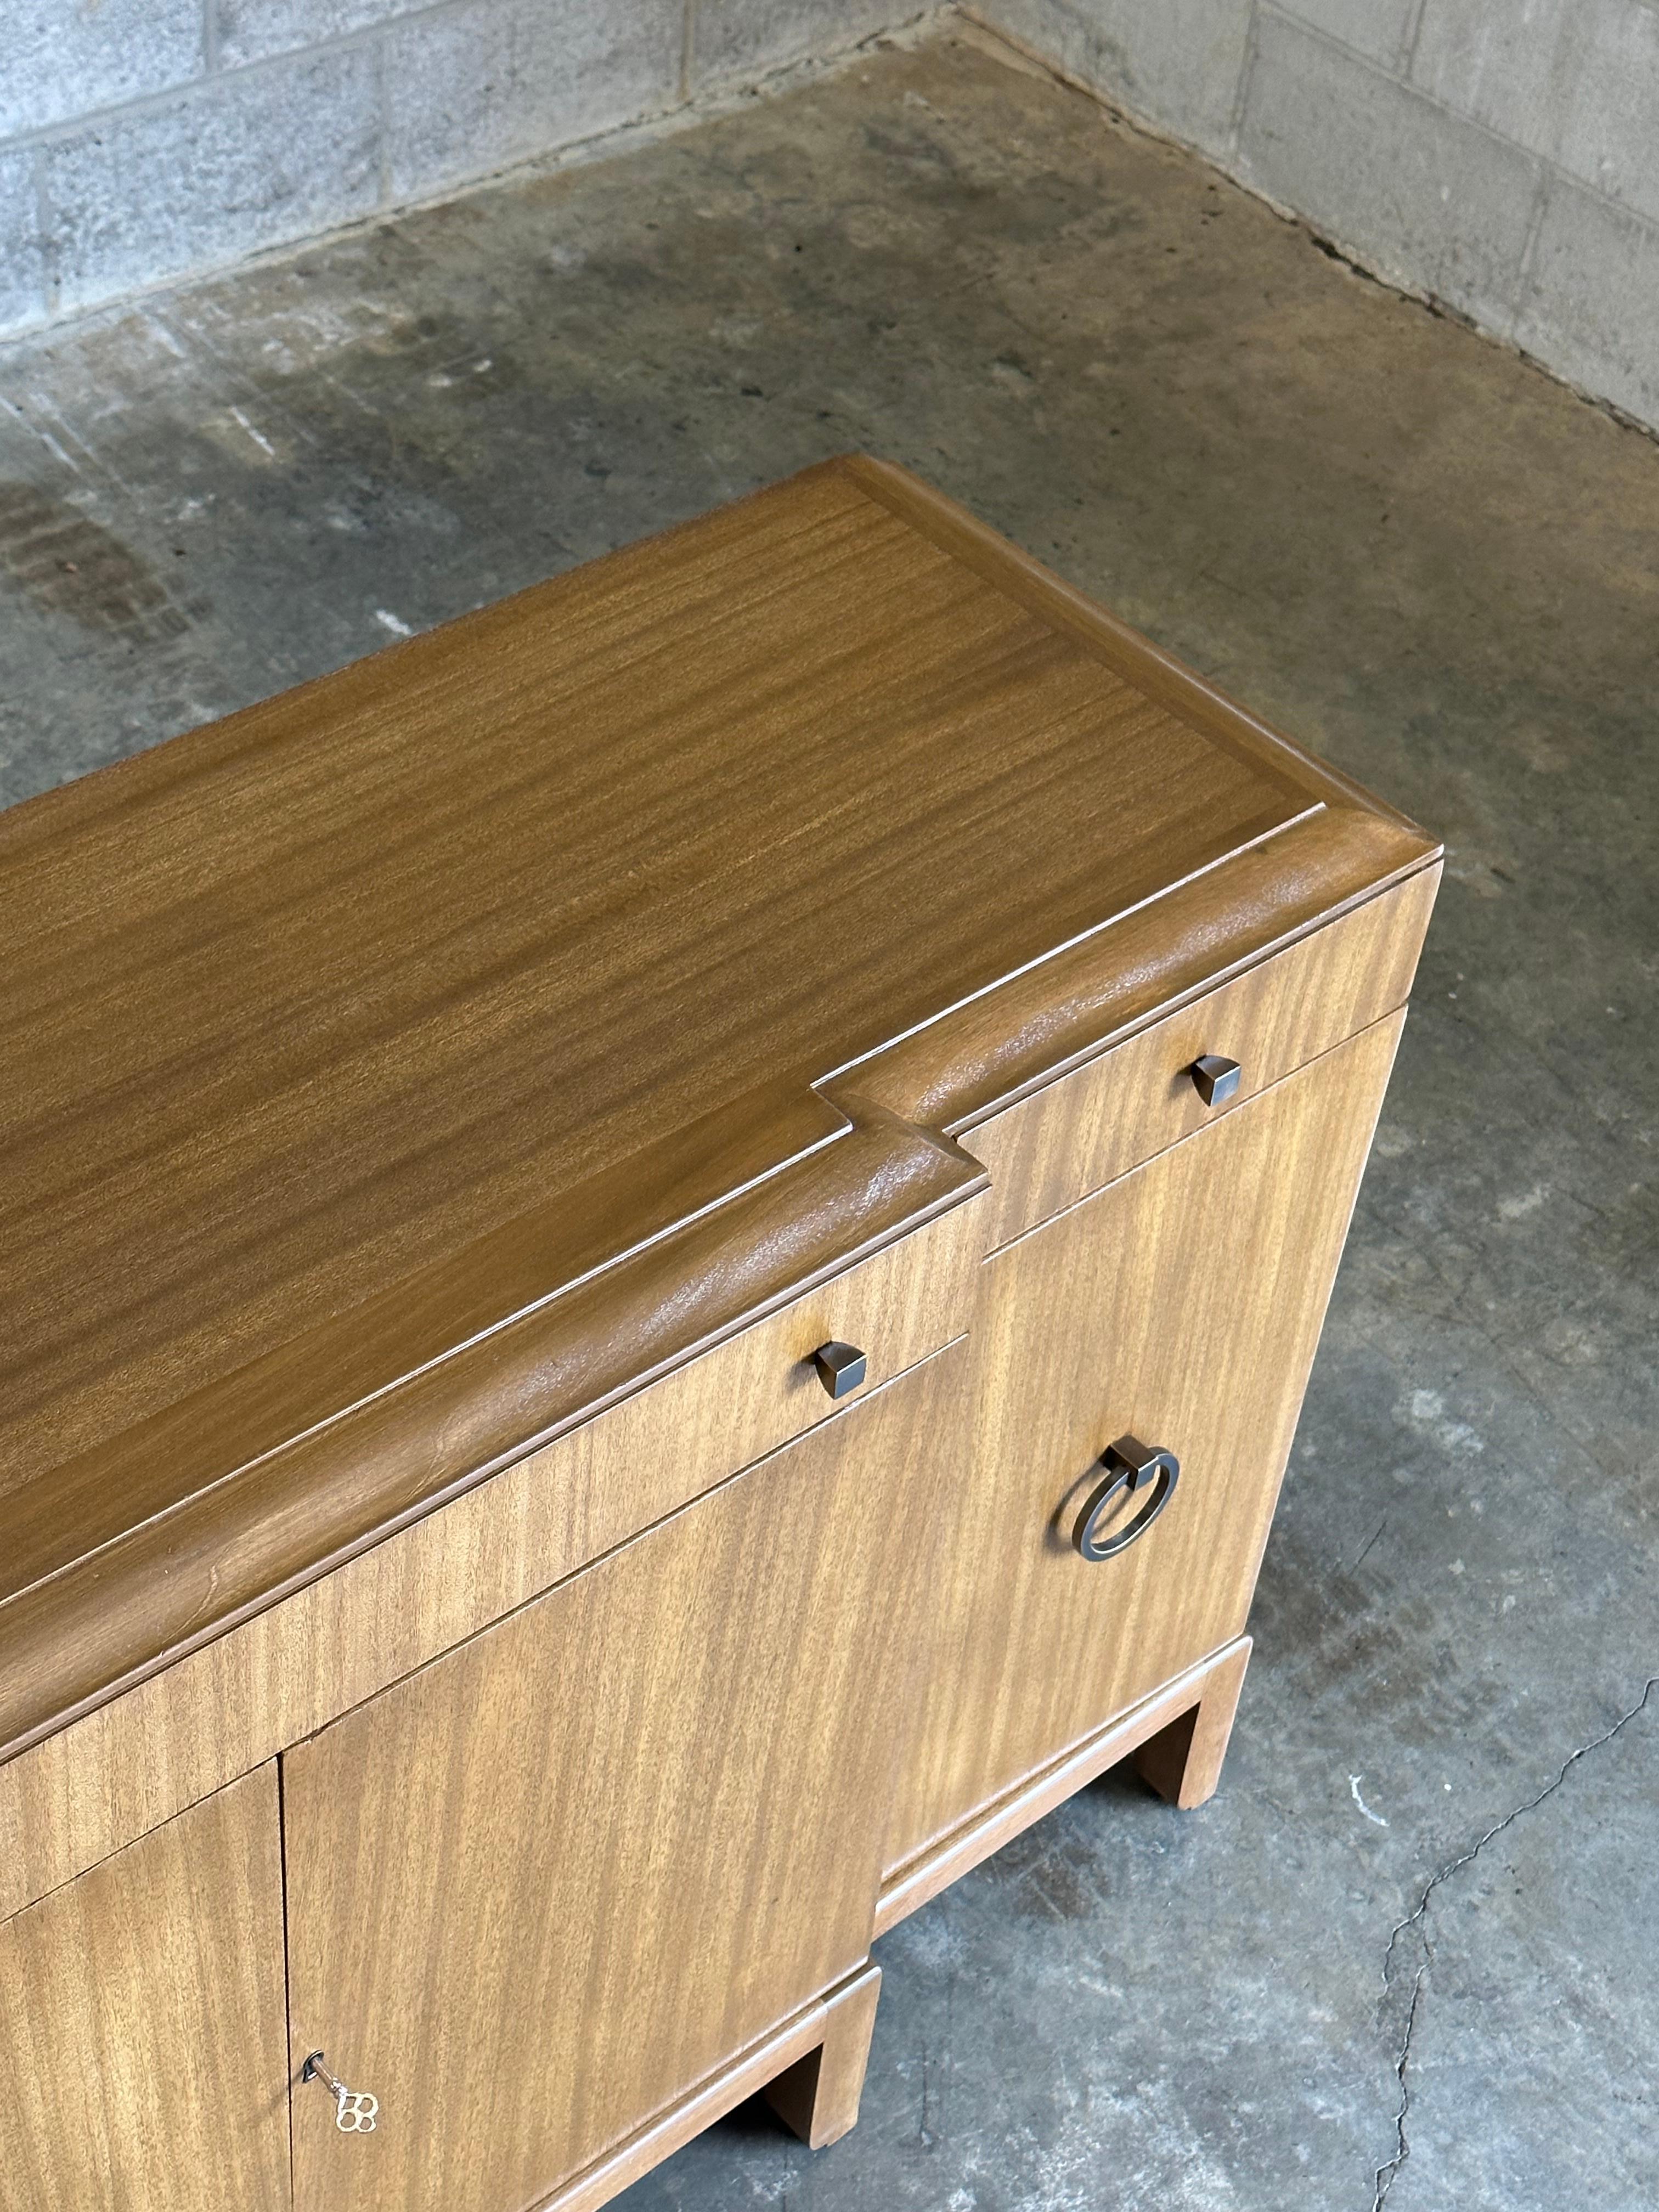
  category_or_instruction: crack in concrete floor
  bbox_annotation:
[1373,1677,1659,2209]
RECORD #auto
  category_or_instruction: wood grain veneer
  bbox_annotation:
[885,1013,1406,1876]
[0,454,1435,1767]
[0,1189,984,1923]
[1132,1639,1253,1812]
[0,456,1441,2212]
[760,1960,883,2151]
[0,1767,289,2210]
[283,1345,964,2212]
[874,1637,1252,1937]
[968,865,1440,1249]
[506,1969,877,2212]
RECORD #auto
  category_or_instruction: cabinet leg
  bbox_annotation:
[762,1960,881,2150]
[1132,1638,1251,1809]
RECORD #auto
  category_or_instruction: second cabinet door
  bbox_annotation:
[885,1012,1405,1877]
[0,1766,290,2212]
[282,1338,964,2212]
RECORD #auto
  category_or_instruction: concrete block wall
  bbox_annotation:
[0,0,903,337]
[5,1,1655,442]
[973,0,1659,435]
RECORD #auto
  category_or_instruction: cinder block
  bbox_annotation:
[1413,0,1659,228]
[691,0,901,89]
[1515,176,1659,432]
[1238,13,1539,331]
[0,148,47,331]
[384,0,684,201]
[1272,0,1417,70]
[43,46,380,318]
[0,0,203,141]
[213,0,412,72]
[973,0,1253,158]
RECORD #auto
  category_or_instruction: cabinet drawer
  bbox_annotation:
[0,1186,986,1932]
[966,866,1437,1250]
[612,1177,984,1500]
[885,1013,1404,1880]
[410,1180,988,1650]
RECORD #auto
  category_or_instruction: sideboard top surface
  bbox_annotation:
[0,454,1435,1759]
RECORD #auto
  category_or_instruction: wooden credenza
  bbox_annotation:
[0,457,1438,2210]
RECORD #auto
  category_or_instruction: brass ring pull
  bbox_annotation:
[1073,1434,1181,1560]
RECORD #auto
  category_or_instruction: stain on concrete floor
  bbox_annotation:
[0,481,188,641]
[2,25,1655,2210]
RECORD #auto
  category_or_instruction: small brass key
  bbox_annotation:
[301,2051,379,2133]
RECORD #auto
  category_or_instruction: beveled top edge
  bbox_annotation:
[841,454,1438,849]
[845,813,1438,1134]
[0,1105,986,1767]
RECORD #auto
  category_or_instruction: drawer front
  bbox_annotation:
[562,1177,985,1527]
[885,1012,1404,1878]
[0,1186,985,1932]
[283,1342,966,2212]
[966,865,1438,1250]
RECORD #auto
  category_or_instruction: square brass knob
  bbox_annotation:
[812,1341,867,1398]
[1190,1054,1242,1107]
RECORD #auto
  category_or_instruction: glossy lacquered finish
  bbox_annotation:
[0,458,1439,2212]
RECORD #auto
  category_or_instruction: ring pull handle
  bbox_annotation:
[302,2051,380,2134]
[1073,1434,1181,1560]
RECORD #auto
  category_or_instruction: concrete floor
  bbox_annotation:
[3,24,1655,2211]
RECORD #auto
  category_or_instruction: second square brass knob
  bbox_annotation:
[1190,1053,1242,1107]
[812,1341,867,1398]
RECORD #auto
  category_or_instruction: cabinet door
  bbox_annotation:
[887,1013,1403,1875]
[0,1765,291,2212]
[283,1341,962,2212]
